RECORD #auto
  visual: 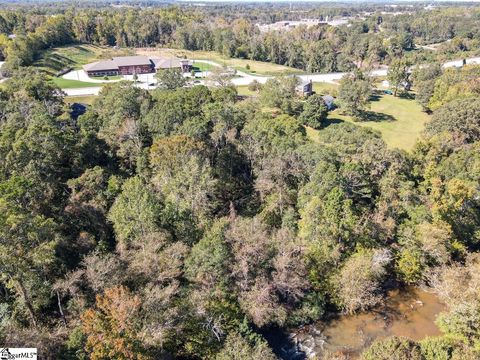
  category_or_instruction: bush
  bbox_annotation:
[361,336,422,360]
[420,337,456,360]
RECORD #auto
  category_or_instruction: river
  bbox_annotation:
[269,287,445,359]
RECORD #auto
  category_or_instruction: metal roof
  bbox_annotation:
[83,59,118,72]
[111,56,152,67]
[83,56,191,72]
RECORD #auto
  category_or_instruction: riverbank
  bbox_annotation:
[267,287,445,359]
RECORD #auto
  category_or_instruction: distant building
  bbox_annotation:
[257,18,350,32]
[83,55,192,77]
[296,79,313,97]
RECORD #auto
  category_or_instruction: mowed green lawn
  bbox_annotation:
[192,61,215,72]
[313,81,339,95]
[52,77,102,89]
[311,94,430,151]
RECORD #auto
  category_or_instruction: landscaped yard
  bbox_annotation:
[308,94,430,151]
[52,77,102,89]
[136,48,303,76]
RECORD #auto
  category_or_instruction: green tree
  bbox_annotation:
[107,176,162,250]
[157,68,187,90]
[387,59,410,97]
[298,94,328,129]
[215,332,276,360]
[362,336,422,360]
[425,97,480,143]
[338,72,372,119]
[0,177,59,327]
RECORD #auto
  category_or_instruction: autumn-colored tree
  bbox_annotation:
[81,286,150,360]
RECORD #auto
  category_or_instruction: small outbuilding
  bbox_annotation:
[296,79,313,97]
[322,95,335,110]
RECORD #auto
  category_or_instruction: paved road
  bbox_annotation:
[62,56,480,97]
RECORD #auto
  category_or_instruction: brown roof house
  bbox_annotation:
[84,55,192,77]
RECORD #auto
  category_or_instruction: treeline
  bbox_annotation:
[0,63,479,359]
[1,5,479,75]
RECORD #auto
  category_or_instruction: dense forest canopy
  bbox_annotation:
[0,1,479,360]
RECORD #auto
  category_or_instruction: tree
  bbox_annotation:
[92,82,151,169]
[157,68,187,90]
[207,65,234,88]
[425,97,480,143]
[81,286,150,360]
[420,337,459,360]
[387,59,410,97]
[0,184,59,327]
[338,72,371,119]
[415,79,436,112]
[259,77,301,115]
[107,176,162,251]
[247,79,262,93]
[215,332,276,360]
[335,249,391,314]
[361,336,422,360]
[149,135,216,220]
[298,94,328,129]
[144,85,212,138]
[226,217,308,327]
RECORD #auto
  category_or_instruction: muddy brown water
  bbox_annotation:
[289,287,446,359]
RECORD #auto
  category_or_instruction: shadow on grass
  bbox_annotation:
[359,111,396,122]
[399,92,415,100]
[323,117,345,128]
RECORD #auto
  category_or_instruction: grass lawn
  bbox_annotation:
[236,85,259,97]
[64,95,98,105]
[52,77,102,89]
[35,44,134,76]
[192,61,215,72]
[136,48,303,76]
[313,82,339,95]
[309,93,430,151]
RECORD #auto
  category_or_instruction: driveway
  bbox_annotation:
[63,87,102,96]
[63,69,121,83]
[442,57,480,69]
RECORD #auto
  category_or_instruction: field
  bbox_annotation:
[52,77,102,89]
[35,44,134,76]
[309,94,430,151]
[136,48,303,76]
